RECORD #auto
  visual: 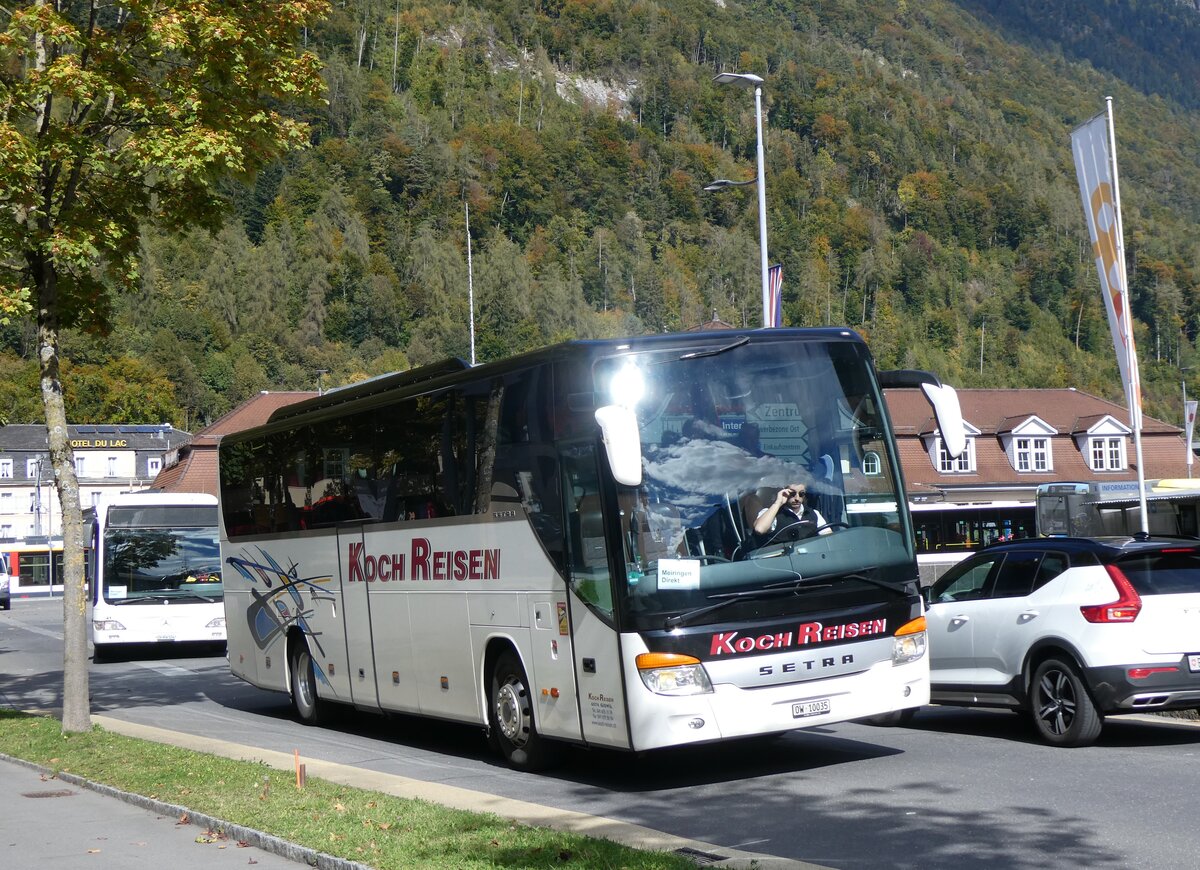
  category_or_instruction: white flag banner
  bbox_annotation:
[1071,109,1142,429]
[1187,400,1197,467]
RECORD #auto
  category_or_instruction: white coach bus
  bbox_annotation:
[89,491,226,660]
[218,329,963,768]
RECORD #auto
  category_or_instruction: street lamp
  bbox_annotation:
[710,72,770,328]
[33,456,43,538]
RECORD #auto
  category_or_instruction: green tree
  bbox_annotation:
[0,0,325,732]
[64,357,181,424]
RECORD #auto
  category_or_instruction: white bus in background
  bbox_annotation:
[1036,479,1200,538]
[88,491,226,661]
[219,329,964,769]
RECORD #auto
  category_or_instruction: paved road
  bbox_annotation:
[5,598,1200,868]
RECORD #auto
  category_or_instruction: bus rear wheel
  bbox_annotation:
[290,641,324,726]
[489,650,555,771]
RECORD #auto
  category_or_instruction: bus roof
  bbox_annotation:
[264,327,866,428]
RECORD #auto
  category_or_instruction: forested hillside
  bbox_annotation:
[3,0,1199,433]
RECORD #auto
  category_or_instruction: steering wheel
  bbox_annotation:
[813,521,849,534]
[752,520,849,551]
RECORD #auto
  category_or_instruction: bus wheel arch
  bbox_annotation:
[486,643,557,770]
[288,630,323,726]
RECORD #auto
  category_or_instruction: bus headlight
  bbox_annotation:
[206,616,226,629]
[636,653,713,696]
[892,616,927,665]
[93,619,127,632]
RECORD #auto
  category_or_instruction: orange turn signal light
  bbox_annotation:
[895,616,926,636]
[636,652,702,670]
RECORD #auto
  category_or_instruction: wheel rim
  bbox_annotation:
[1036,668,1076,735]
[495,676,529,747]
[295,650,314,712]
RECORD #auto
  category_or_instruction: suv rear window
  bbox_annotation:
[1116,550,1200,595]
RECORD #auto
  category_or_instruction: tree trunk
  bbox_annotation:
[35,258,90,733]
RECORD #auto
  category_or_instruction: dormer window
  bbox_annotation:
[1071,415,1130,474]
[927,421,980,475]
[1015,437,1050,472]
[862,451,881,476]
[1000,416,1057,473]
[937,437,975,473]
[1089,436,1126,471]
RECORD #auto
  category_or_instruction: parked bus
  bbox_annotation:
[218,329,963,768]
[88,491,226,660]
[911,501,1037,585]
[1036,480,1200,538]
[0,539,66,602]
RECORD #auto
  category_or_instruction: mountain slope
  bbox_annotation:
[2,0,1198,431]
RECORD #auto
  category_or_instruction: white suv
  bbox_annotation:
[924,535,1200,746]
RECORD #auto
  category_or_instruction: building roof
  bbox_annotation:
[0,423,191,451]
[885,388,1187,491]
[151,391,316,495]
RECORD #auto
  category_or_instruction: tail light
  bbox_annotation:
[1079,565,1141,623]
[1128,666,1178,680]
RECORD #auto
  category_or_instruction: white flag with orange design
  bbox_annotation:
[1071,108,1142,429]
[1187,400,1197,468]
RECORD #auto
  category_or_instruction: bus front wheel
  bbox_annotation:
[489,650,555,770]
[290,641,324,726]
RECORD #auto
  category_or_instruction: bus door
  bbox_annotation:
[337,523,380,711]
[562,443,631,749]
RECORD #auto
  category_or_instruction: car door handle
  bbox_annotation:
[1018,610,1039,623]
[951,614,970,625]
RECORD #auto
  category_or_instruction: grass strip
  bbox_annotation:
[0,710,696,869]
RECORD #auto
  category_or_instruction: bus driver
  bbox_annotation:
[753,483,832,543]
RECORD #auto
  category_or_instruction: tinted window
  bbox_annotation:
[1033,551,1069,591]
[990,551,1042,598]
[932,556,1000,602]
[1117,550,1200,595]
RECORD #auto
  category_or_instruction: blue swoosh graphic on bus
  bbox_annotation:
[226,547,333,658]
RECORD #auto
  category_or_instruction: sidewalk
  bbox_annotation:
[1,715,812,870]
[0,754,326,870]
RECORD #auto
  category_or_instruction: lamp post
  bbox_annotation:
[33,456,43,538]
[33,455,54,588]
[710,71,769,328]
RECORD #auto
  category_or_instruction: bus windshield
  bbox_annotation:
[593,336,913,631]
[101,506,222,604]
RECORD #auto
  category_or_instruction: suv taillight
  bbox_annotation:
[1079,565,1142,623]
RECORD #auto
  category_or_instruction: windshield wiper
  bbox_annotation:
[109,593,173,604]
[664,582,829,630]
[172,592,220,603]
[662,568,916,630]
[678,335,749,361]
[764,567,911,596]
[109,592,220,604]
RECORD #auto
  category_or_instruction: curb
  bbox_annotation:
[94,716,816,869]
[0,751,372,870]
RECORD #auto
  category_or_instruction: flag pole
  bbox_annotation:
[465,198,476,367]
[1105,96,1148,533]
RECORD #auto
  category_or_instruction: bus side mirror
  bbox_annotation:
[921,382,965,459]
[595,405,643,486]
[879,369,966,460]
